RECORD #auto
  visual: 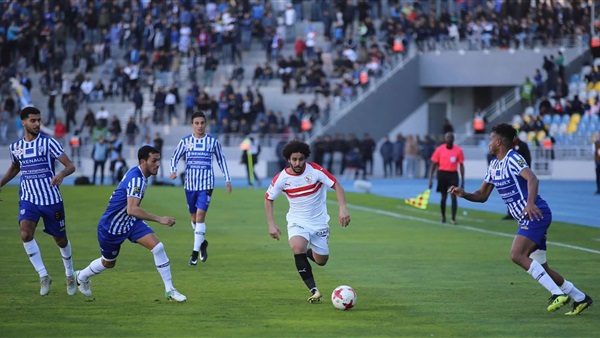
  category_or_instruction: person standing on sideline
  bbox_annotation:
[380,136,394,178]
[265,140,351,303]
[240,136,261,187]
[448,123,592,315]
[91,136,109,185]
[75,146,186,302]
[428,132,464,224]
[393,133,405,177]
[169,111,232,266]
[0,106,77,296]
[360,133,376,176]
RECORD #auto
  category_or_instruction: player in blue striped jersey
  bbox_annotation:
[75,146,186,302]
[169,111,232,266]
[0,107,77,296]
[449,123,592,315]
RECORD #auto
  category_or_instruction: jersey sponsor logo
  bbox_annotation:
[187,142,194,150]
[133,187,141,194]
[304,174,313,183]
[20,209,25,215]
[12,146,23,157]
[517,158,526,167]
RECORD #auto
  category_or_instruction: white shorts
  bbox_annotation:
[287,221,330,255]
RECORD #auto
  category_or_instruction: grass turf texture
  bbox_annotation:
[0,185,598,337]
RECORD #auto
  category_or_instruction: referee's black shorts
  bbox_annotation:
[436,170,459,193]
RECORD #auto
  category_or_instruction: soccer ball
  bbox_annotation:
[331,285,357,310]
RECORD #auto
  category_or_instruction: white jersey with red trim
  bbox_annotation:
[265,162,337,225]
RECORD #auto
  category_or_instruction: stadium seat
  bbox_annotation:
[570,113,581,124]
[570,74,580,84]
[559,123,568,134]
[594,58,600,67]
[542,114,552,125]
[589,123,598,132]
[524,106,534,116]
[549,123,559,135]
[579,91,588,101]
[518,131,527,141]
[567,122,577,134]
[512,114,523,125]
[561,114,571,124]
[592,114,599,124]
[581,114,591,125]
[568,82,578,94]
[536,130,547,142]
[551,114,561,124]
[582,65,592,76]
[526,131,536,142]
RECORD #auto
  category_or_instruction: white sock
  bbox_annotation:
[193,222,206,251]
[527,260,562,295]
[23,239,48,277]
[79,258,106,282]
[59,240,74,276]
[560,280,586,302]
[151,242,174,292]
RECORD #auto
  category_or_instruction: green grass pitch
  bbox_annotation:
[0,185,598,337]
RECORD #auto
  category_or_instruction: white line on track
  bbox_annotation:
[337,202,600,255]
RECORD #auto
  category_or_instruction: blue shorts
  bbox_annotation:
[97,219,154,260]
[185,189,213,214]
[516,209,552,251]
[19,200,67,238]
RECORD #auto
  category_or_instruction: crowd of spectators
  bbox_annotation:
[0,0,596,153]
[307,131,442,180]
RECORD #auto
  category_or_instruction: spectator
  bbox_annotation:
[53,118,67,146]
[240,136,262,187]
[91,137,109,185]
[380,136,394,178]
[360,133,376,176]
[393,134,405,177]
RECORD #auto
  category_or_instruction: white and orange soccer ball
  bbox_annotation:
[331,285,357,310]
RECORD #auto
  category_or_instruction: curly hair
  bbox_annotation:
[491,123,517,148]
[282,140,311,160]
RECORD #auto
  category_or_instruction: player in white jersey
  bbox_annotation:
[0,107,77,296]
[75,146,186,302]
[169,111,232,266]
[449,123,592,315]
[265,140,351,303]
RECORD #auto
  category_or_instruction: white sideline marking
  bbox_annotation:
[336,202,600,255]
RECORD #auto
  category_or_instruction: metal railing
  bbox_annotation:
[306,51,418,144]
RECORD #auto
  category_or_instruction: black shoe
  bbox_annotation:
[200,240,209,262]
[189,251,199,266]
[502,214,513,220]
[566,294,593,315]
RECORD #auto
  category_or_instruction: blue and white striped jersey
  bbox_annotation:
[170,134,231,191]
[484,149,547,219]
[9,134,64,205]
[98,166,148,235]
